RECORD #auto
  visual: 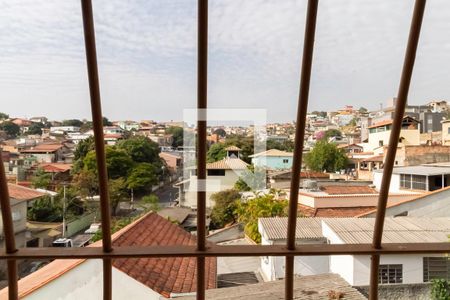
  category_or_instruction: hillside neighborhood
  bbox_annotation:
[1,98,450,299]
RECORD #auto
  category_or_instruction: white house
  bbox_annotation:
[0,212,217,299]
[367,116,420,152]
[373,163,450,193]
[259,217,450,286]
[180,148,248,208]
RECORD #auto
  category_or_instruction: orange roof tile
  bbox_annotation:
[6,213,216,299]
[7,183,45,201]
[21,143,63,153]
[112,213,216,297]
[39,163,72,173]
[298,204,376,218]
[321,185,377,195]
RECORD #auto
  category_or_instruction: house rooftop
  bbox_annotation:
[4,212,216,299]
[259,217,450,244]
[38,163,72,173]
[21,143,63,153]
[321,185,377,195]
[324,217,450,244]
[224,145,241,151]
[249,149,293,158]
[8,183,45,202]
[298,204,376,218]
[376,165,450,176]
[206,157,248,170]
[259,217,323,240]
[177,273,366,300]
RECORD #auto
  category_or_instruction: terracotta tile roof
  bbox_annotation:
[360,155,384,162]
[7,183,45,202]
[4,213,216,299]
[112,213,216,297]
[39,163,72,173]
[21,143,63,153]
[368,119,393,129]
[224,145,241,151]
[104,133,123,139]
[298,204,377,218]
[206,157,248,170]
[321,185,377,195]
[249,149,293,158]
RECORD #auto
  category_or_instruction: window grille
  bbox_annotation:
[0,1,437,300]
[378,264,403,284]
[423,257,450,282]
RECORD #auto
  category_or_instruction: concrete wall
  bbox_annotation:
[374,172,400,192]
[357,283,431,300]
[259,232,329,281]
[368,129,420,152]
[350,255,433,286]
[182,170,244,208]
[363,187,450,218]
[66,212,97,237]
[23,260,161,300]
[297,190,417,208]
[395,145,450,166]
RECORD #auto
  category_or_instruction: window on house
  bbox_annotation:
[379,264,403,284]
[448,127,450,134]
[379,140,384,147]
[207,169,225,176]
[423,257,450,282]
[283,159,289,163]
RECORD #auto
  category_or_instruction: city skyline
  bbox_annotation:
[1,0,450,122]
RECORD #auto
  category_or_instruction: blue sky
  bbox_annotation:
[0,0,449,122]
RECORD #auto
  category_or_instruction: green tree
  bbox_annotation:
[27,122,44,135]
[103,117,113,126]
[74,136,95,161]
[311,111,327,118]
[62,119,83,127]
[234,166,266,191]
[324,129,342,140]
[28,195,62,222]
[141,194,161,212]
[431,279,450,300]
[72,169,99,198]
[266,139,295,152]
[83,147,134,179]
[126,163,158,194]
[0,112,9,120]
[210,189,241,229]
[108,178,128,215]
[212,128,226,138]
[359,107,368,114]
[0,121,20,138]
[32,168,52,189]
[207,143,227,162]
[234,195,288,243]
[117,136,160,164]
[166,126,184,148]
[305,140,348,172]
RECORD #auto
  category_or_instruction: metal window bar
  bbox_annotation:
[0,1,442,300]
[285,0,318,299]
[369,1,426,299]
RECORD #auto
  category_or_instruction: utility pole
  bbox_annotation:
[62,183,66,238]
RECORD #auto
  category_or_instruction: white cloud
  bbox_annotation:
[0,0,449,121]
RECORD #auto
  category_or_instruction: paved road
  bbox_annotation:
[154,183,179,207]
